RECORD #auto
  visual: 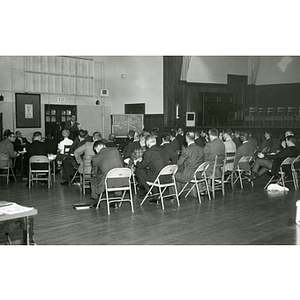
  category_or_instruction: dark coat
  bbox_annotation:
[268,146,299,176]
[136,145,169,182]
[91,147,125,195]
[161,142,178,164]
[26,140,48,159]
[123,141,140,159]
[234,141,255,171]
[14,137,29,152]
[204,138,225,177]
[175,143,204,183]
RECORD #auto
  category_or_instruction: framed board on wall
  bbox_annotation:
[15,93,41,128]
[111,114,144,137]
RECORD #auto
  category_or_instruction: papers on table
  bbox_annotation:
[0,202,34,215]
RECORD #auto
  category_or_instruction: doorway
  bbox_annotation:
[45,104,77,143]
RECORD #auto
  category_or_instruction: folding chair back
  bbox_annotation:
[96,167,134,215]
[29,155,51,189]
[291,155,300,189]
[206,155,225,198]
[178,161,211,203]
[264,156,296,189]
[233,155,253,189]
[140,164,180,209]
[0,153,17,184]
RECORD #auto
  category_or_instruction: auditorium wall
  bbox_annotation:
[0,56,163,140]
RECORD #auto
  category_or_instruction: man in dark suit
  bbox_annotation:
[90,140,125,200]
[14,131,29,152]
[175,131,204,184]
[250,135,299,180]
[170,129,180,153]
[194,130,205,148]
[176,127,185,150]
[60,129,90,185]
[160,133,178,164]
[204,128,226,177]
[233,131,255,172]
[123,131,140,159]
[135,134,170,202]
[25,131,49,180]
[64,115,81,141]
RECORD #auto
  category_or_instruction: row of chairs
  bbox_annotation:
[95,153,254,215]
[244,107,300,126]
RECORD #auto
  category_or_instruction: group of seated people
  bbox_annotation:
[1,126,299,204]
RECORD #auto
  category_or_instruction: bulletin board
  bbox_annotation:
[15,93,41,128]
[111,114,144,137]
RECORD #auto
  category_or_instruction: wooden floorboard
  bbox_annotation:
[0,174,300,245]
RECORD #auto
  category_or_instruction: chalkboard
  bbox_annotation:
[112,114,144,137]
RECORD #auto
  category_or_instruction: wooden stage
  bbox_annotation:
[1,172,300,245]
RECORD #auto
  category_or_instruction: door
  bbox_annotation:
[45,104,77,143]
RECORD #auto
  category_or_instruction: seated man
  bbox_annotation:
[258,131,274,154]
[60,129,89,185]
[0,130,19,169]
[250,135,299,181]
[233,131,255,172]
[105,133,117,148]
[175,131,204,185]
[90,140,125,201]
[14,131,29,152]
[26,131,49,182]
[204,128,226,177]
[135,134,169,202]
[223,128,236,172]
[74,132,102,175]
[123,131,140,159]
[194,130,205,148]
[128,132,150,167]
[160,132,178,164]
[170,129,180,153]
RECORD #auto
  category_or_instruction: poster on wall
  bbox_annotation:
[15,93,41,128]
[25,104,33,119]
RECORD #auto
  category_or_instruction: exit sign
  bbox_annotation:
[57,97,66,103]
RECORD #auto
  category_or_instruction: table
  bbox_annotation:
[0,209,38,245]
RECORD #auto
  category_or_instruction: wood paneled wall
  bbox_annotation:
[163,56,300,128]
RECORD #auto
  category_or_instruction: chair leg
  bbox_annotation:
[129,186,134,212]
[159,186,165,210]
[195,182,202,203]
[264,175,275,189]
[96,193,103,209]
[178,182,190,197]
[140,185,154,206]
[173,183,180,206]
[106,190,110,215]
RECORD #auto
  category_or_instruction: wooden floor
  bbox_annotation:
[1,173,300,245]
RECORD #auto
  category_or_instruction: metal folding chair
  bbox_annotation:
[178,162,211,203]
[233,156,253,189]
[0,153,17,184]
[140,164,180,209]
[28,155,51,189]
[264,157,295,189]
[96,168,134,215]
